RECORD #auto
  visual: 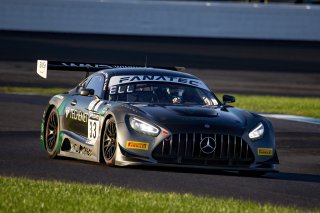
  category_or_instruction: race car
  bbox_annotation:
[37,60,279,175]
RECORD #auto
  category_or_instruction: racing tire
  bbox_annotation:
[101,117,117,166]
[45,108,59,158]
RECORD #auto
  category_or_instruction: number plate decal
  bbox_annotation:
[88,119,99,141]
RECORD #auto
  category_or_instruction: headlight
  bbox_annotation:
[249,122,264,140]
[129,117,160,136]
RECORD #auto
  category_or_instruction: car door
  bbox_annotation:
[77,74,106,143]
[63,91,89,138]
[63,74,105,140]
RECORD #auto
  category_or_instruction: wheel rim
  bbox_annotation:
[103,120,117,161]
[46,112,58,151]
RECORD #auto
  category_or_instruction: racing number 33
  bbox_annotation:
[88,119,99,140]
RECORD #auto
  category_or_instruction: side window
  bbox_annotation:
[86,75,104,98]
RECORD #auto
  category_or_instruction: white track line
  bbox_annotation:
[261,114,320,125]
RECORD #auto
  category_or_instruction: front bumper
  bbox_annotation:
[115,155,278,173]
[115,138,279,173]
[114,120,279,173]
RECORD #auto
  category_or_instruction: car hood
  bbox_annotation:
[128,104,259,135]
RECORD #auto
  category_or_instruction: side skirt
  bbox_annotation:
[58,130,100,163]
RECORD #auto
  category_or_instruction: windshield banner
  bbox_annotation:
[108,75,209,91]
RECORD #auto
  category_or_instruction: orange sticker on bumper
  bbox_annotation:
[126,141,149,150]
[258,148,273,156]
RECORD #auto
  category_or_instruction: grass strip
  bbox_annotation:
[0,87,319,118]
[0,87,68,95]
[218,94,320,118]
[0,176,308,213]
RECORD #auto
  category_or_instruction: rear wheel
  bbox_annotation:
[101,117,117,166]
[45,108,59,158]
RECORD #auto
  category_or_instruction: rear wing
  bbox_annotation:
[36,60,185,79]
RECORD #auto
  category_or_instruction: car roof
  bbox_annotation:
[98,68,199,79]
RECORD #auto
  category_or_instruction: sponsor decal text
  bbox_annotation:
[126,141,149,150]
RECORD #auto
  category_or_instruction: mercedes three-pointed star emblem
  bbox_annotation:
[200,137,216,154]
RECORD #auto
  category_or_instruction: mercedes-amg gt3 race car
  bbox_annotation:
[37,60,279,175]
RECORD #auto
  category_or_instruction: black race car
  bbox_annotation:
[37,60,279,175]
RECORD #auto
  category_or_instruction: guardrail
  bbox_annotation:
[1,0,320,41]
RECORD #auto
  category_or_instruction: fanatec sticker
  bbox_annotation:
[108,75,210,91]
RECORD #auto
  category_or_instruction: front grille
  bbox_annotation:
[152,133,254,167]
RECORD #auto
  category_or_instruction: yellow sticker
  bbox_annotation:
[258,148,273,156]
[126,141,149,150]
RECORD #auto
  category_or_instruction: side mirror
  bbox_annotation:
[223,94,235,105]
[80,88,94,96]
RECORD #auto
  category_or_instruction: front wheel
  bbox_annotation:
[45,108,59,158]
[101,117,117,166]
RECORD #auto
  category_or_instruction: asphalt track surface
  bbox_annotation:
[0,31,319,97]
[0,32,319,209]
[1,30,320,73]
[0,93,319,210]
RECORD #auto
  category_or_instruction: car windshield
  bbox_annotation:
[108,82,219,106]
